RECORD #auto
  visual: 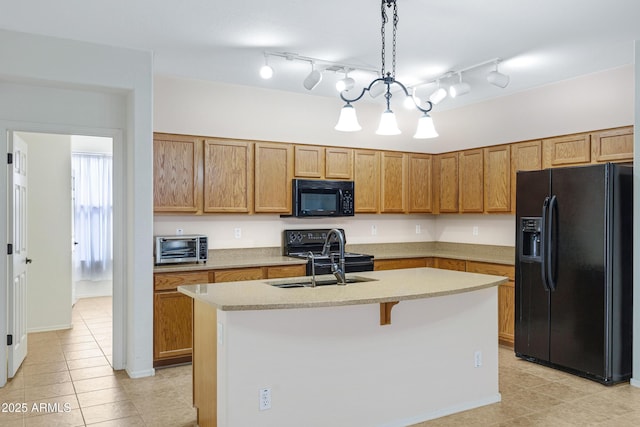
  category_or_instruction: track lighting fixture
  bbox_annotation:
[334,0,437,139]
[449,73,471,98]
[259,54,273,80]
[428,80,447,105]
[303,62,323,90]
[336,69,355,92]
[487,61,510,88]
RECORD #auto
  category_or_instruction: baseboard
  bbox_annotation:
[125,367,155,379]
[27,323,73,333]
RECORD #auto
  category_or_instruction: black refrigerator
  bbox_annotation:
[515,162,633,384]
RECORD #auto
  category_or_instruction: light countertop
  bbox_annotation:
[178,267,508,311]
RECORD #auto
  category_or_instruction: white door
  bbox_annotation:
[8,133,29,378]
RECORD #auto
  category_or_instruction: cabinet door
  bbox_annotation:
[354,150,380,213]
[459,149,484,213]
[510,140,542,214]
[407,153,433,213]
[591,126,633,163]
[380,152,407,213]
[542,133,590,168]
[154,291,193,361]
[484,145,510,213]
[203,139,253,213]
[254,142,293,213]
[294,145,324,178]
[435,153,458,213]
[153,134,202,213]
[325,147,353,180]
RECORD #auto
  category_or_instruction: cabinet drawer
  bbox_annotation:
[434,258,466,271]
[374,258,428,271]
[466,261,514,281]
[265,265,307,279]
[214,267,263,283]
[154,271,211,291]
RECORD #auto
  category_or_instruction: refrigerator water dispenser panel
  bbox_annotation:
[520,217,542,261]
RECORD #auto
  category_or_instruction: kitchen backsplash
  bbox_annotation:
[153,213,515,249]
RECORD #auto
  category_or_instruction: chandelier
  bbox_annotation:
[334,0,438,138]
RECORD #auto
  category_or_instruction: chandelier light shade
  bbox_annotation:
[334,0,437,139]
[334,103,362,132]
[413,113,439,139]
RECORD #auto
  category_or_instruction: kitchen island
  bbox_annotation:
[179,267,507,427]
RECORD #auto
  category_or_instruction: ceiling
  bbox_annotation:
[1,0,640,112]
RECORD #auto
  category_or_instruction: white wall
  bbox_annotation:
[19,132,72,332]
[0,29,153,382]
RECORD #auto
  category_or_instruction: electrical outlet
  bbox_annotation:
[371,225,377,236]
[259,387,272,410]
[234,228,242,239]
[474,350,482,368]
[176,228,184,235]
[415,224,421,234]
[472,226,479,236]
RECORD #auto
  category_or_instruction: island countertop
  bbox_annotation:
[178,267,508,311]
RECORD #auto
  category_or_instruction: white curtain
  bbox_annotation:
[72,153,113,281]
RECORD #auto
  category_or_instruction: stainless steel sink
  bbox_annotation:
[267,275,378,288]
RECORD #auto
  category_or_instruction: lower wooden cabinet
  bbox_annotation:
[374,257,433,271]
[434,257,466,271]
[153,263,307,366]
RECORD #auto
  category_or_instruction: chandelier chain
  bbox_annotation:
[380,1,387,77]
[391,0,397,79]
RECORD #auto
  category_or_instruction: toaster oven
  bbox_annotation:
[154,235,208,265]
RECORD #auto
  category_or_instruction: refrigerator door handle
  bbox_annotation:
[547,195,558,291]
[540,196,550,291]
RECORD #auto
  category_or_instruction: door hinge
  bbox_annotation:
[7,153,12,164]
[7,335,12,346]
[7,243,12,255]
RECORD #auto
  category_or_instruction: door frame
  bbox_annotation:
[1,122,125,386]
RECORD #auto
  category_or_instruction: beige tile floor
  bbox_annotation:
[0,297,196,426]
[3,296,640,426]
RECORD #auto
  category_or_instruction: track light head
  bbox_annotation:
[449,73,470,98]
[303,63,323,90]
[259,54,274,79]
[336,76,355,92]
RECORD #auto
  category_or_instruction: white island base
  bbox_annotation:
[190,280,500,427]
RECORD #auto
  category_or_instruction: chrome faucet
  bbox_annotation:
[321,228,346,285]
[306,251,317,287]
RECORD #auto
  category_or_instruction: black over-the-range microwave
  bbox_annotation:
[291,179,354,217]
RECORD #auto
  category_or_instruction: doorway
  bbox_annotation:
[7,129,121,377]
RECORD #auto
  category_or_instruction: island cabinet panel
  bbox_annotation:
[193,299,217,427]
[325,147,354,179]
[434,257,466,271]
[254,142,293,213]
[213,267,263,283]
[153,134,202,213]
[542,133,591,168]
[380,152,407,213]
[510,140,542,213]
[354,149,380,213]
[407,153,433,213]
[434,153,459,213]
[459,149,484,213]
[483,145,511,213]
[591,126,634,163]
[153,270,211,366]
[203,139,253,213]
[374,257,432,271]
[265,264,306,279]
[294,145,324,178]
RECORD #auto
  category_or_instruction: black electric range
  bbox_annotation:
[283,229,374,275]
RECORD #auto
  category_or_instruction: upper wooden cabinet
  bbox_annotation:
[510,140,542,213]
[380,152,407,213]
[434,153,459,213]
[325,147,354,179]
[294,145,324,178]
[354,149,380,213]
[459,149,484,213]
[203,139,253,213]
[254,142,293,213]
[483,145,510,213]
[294,145,354,180]
[542,133,591,168]
[591,126,633,163]
[407,153,433,213]
[153,134,202,213]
